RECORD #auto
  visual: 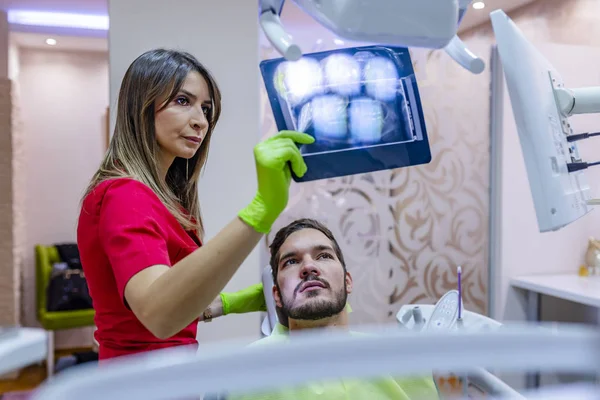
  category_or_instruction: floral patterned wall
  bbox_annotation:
[258,32,493,324]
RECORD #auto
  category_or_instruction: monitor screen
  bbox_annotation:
[491,10,592,232]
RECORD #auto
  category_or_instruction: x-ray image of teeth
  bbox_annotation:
[261,45,431,182]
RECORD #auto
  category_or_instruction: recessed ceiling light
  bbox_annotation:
[45,38,57,46]
[472,1,485,9]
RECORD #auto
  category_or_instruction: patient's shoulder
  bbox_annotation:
[349,330,371,337]
[249,328,367,347]
[249,334,287,347]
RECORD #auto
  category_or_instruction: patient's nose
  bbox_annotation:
[300,257,320,278]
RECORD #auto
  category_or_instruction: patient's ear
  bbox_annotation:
[345,271,353,294]
[273,285,283,308]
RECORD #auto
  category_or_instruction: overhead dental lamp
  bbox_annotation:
[491,10,600,232]
[259,0,485,74]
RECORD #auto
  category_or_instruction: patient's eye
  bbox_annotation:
[318,253,334,260]
[282,258,298,267]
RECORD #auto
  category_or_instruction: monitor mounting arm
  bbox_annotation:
[555,86,600,116]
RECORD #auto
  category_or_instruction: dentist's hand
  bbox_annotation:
[238,130,314,233]
[220,283,266,315]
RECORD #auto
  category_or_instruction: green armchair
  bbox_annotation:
[35,244,95,376]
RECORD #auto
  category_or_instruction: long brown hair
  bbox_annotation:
[84,49,222,239]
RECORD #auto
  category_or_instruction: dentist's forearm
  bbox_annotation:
[199,296,225,321]
[140,217,262,338]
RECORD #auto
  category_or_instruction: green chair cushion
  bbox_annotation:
[38,309,95,331]
[35,244,95,331]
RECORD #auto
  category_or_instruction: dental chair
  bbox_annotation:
[396,298,502,332]
[260,266,280,336]
[28,322,600,400]
[396,292,522,398]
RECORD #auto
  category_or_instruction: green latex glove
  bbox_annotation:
[221,283,266,315]
[238,130,315,233]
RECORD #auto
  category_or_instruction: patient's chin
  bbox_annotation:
[286,294,346,321]
[289,302,337,320]
[303,289,322,298]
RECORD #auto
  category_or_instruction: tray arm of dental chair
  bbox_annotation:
[468,368,526,399]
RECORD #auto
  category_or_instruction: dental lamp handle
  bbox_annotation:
[259,11,302,61]
[444,35,485,74]
[555,86,600,116]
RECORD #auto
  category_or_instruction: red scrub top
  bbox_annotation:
[77,177,200,360]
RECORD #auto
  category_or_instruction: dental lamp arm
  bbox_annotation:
[259,0,302,61]
[444,35,485,74]
[259,0,285,15]
[444,1,485,74]
[260,12,302,61]
[555,86,600,116]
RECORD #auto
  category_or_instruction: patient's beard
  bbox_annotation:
[283,286,347,321]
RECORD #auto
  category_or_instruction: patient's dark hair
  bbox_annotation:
[269,218,346,283]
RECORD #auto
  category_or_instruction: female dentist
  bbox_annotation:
[77,48,313,360]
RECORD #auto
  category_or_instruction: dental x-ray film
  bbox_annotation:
[260,45,431,182]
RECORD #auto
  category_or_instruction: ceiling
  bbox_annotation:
[4,0,537,51]
[458,0,536,31]
[11,31,108,51]
[0,0,107,15]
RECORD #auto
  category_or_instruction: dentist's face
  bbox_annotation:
[154,71,212,167]
[273,228,352,321]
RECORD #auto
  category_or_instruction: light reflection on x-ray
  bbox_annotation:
[273,51,422,156]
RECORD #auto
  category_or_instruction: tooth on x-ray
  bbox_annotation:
[364,57,399,101]
[322,54,362,96]
[275,58,323,106]
[311,95,348,140]
[349,98,384,143]
[297,102,313,132]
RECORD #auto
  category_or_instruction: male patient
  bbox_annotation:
[230,218,439,400]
